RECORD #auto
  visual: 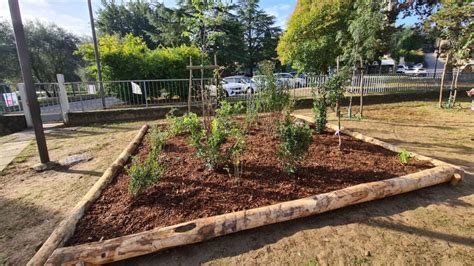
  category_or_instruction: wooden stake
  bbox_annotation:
[359,57,364,118]
[439,52,450,108]
[187,57,193,113]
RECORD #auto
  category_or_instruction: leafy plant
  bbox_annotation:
[127,148,165,197]
[166,111,200,136]
[398,149,411,165]
[277,116,313,174]
[186,101,246,173]
[313,70,348,135]
[313,97,328,134]
[149,125,168,152]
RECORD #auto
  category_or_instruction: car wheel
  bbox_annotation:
[224,91,230,97]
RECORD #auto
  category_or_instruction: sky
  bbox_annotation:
[0,0,414,37]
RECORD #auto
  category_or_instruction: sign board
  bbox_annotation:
[87,84,97,94]
[2,93,19,107]
[131,82,142,95]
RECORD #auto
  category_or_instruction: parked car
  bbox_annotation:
[223,75,251,84]
[208,79,246,97]
[396,64,427,77]
[274,73,307,88]
[222,75,257,94]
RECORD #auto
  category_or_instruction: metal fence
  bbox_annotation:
[2,72,473,117]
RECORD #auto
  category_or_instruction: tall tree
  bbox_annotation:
[0,20,83,84]
[425,0,473,107]
[237,0,281,75]
[146,3,189,47]
[25,21,83,83]
[96,0,157,49]
[277,0,353,73]
[0,21,20,82]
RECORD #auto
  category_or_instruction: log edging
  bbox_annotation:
[45,165,462,265]
[35,115,466,265]
[27,124,149,266]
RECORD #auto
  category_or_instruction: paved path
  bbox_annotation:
[0,130,34,171]
[0,123,61,172]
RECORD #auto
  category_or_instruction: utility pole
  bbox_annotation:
[8,0,49,163]
[88,0,106,109]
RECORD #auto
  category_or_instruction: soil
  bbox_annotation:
[68,122,433,245]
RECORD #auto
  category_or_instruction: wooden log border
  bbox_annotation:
[32,116,465,265]
[28,124,149,266]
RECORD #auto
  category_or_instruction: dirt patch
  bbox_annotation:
[0,121,149,265]
[68,123,432,245]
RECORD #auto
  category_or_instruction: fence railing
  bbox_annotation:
[2,72,473,117]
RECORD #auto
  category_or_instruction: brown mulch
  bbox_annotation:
[67,123,433,245]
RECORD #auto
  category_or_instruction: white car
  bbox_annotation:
[396,64,427,77]
[274,73,307,88]
[208,79,246,97]
[223,76,257,94]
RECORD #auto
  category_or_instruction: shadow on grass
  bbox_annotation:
[0,197,58,265]
[112,174,474,266]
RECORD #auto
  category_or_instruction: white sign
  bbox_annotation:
[2,93,19,107]
[87,84,97,94]
[131,82,142,95]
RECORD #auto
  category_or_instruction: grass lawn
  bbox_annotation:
[0,99,473,265]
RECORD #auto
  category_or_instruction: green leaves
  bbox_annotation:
[277,117,313,174]
[277,0,353,72]
[425,1,473,68]
[128,125,170,197]
[127,148,165,197]
[398,149,411,165]
[313,70,348,134]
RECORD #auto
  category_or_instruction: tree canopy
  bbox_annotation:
[0,20,83,83]
[277,0,353,73]
[95,0,281,75]
[425,0,473,68]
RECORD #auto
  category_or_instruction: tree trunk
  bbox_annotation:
[348,70,355,119]
[438,52,450,108]
[336,100,341,149]
[359,57,364,118]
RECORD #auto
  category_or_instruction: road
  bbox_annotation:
[39,96,123,122]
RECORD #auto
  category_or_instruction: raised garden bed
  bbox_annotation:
[29,115,464,266]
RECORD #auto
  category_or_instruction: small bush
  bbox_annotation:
[127,149,165,197]
[398,149,411,165]
[149,126,168,152]
[186,101,246,172]
[313,98,327,134]
[167,111,200,136]
[277,117,313,173]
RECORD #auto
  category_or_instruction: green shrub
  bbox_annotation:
[127,149,165,197]
[166,111,200,136]
[258,61,291,114]
[398,149,411,165]
[149,125,168,152]
[313,71,348,134]
[185,101,246,172]
[277,117,313,173]
[313,98,327,134]
[76,34,202,103]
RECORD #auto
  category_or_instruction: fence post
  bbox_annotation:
[56,74,70,124]
[143,81,148,108]
[18,83,33,127]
